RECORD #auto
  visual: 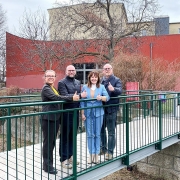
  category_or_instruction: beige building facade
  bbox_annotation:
[169,22,180,34]
[48,3,180,41]
[48,3,128,40]
[48,3,179,41]
[47,3,158,40]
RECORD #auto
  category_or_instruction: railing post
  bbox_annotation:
[122,102,126,123]
[175,93,180,118]
[72,109,77,180]
[151,93,155,116]
[7,107,11,151]
[150,90,153,110]
[173,94,176,118]
[155,100,162,150]
[122,103,130,166]
[143,97,146,118]
[178,93,180,105]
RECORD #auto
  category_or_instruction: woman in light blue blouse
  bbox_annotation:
[80,71,110,164]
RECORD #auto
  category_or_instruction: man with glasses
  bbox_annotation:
[58,65,87,169]
[100,63,122,160]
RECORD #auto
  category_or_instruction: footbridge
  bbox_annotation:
[0,92,180,179]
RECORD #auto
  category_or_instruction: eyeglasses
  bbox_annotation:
[68,70,75,72]
[103,68,112,71]
[45,75,56,78]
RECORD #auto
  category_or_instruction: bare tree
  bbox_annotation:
[50,0,159,61]
[9,1,160,75]
[112,52,180,91]
[0,4,7,83]
[10,8,100,74]
[18,9,50,41]
[8,9,70,74]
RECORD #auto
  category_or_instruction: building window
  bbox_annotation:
[73,63,100,84]
[178,28,180,34]
[141,30,147,36]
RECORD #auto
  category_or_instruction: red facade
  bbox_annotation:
[6,32,180,90]
[137,35,180,62]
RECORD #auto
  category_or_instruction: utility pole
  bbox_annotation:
[150,42,153,89]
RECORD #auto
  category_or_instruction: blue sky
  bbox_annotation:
[2,0,180,33]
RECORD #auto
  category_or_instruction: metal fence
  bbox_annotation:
[0,95,41,105]
[0,92,180,179]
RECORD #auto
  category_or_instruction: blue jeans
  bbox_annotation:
[85,113,103,154]
[100,112,117,154]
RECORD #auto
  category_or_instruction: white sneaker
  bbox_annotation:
[88,154,94,164]
[93,154,99,164]
[62,160,72,169]
[69,156,79,165]
[105,153,113,160]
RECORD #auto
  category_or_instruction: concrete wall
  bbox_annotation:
[136,142,180,180]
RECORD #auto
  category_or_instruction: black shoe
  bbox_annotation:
[98,150,106,156]
[43,166,58,175]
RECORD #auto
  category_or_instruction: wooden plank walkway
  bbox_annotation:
[0,117,180,180]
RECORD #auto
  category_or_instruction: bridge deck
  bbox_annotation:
[0,117,180,180]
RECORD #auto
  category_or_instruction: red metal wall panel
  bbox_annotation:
[6,32,180,90]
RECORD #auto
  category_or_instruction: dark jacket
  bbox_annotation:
[101,75,122,113]
[41,83,73,120]
[58,76,81,109]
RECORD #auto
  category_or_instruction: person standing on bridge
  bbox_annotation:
[81,71,109,164]
[41,70,79,174]
[100,63,122,160]
[58,65,87,169]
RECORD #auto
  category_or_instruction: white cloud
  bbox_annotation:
[2,0,56,33]
[157,0,180,22]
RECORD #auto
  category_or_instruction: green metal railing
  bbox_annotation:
[0,92,180,179]
[0,95,41,105]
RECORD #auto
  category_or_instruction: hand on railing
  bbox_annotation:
[81,114,86,121]
[97,94,102,101]
[81,90,87,98]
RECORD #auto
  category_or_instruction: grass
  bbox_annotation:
[101,166,165,180]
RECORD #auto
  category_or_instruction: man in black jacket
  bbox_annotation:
[100,63,122,160]
[58,65,87,169]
